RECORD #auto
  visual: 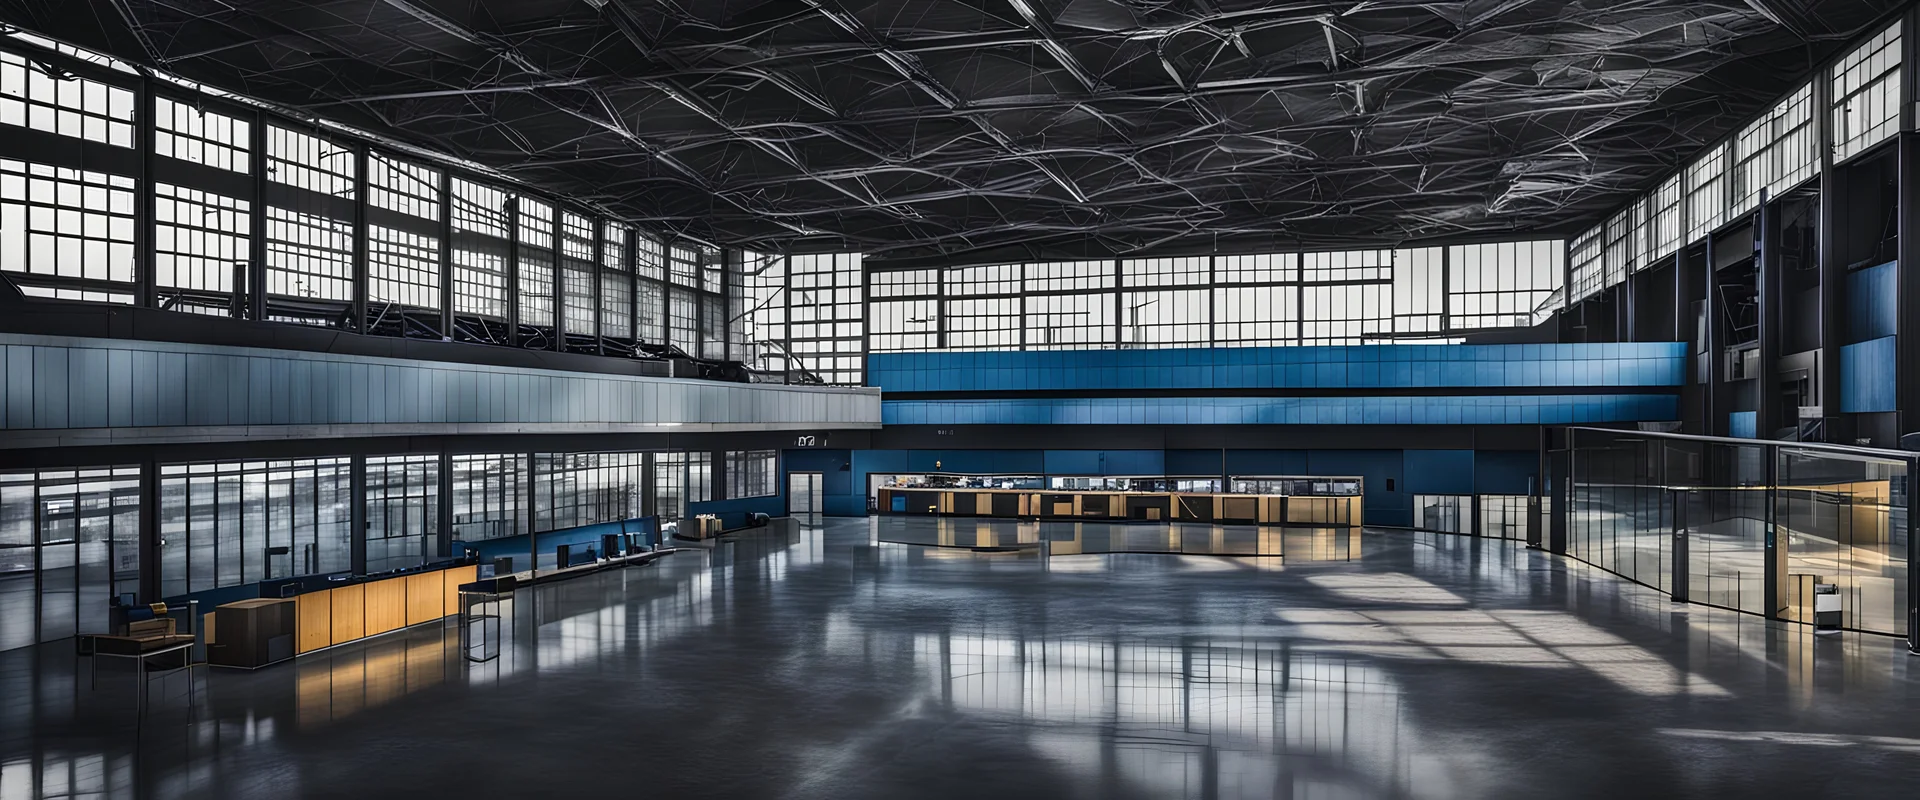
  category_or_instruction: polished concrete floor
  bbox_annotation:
[3,518,1918,799]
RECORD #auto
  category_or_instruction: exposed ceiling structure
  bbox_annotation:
[0,0,1905,266]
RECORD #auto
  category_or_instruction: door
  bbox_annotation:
[789,472,823,526]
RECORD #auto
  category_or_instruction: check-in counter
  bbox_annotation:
[207,563,478,661]
[876,487,1360,527]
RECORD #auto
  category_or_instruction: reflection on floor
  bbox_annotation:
[0,518,1916,799]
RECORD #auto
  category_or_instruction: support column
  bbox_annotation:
[1671,488,1690,603]
[138,456,160,602]
[506,197,521,348]
[1763,447,1780,620]
[550,203,565,353]
[1758,190,1781,438]
[527,451,539,577]
[1549,442,1568,555]
[1900,10,1920,442]
[1817,73,1844,442]
[351,146,370,333]
[349,455,367,575]
[437,449,453,558]
[438,169,455,340]
[135,77,157,309]
[1704,236,1722,436]
[247,110,268,322]
[592,218,605,355]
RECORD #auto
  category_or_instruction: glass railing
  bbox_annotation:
[1562,427,1914,641]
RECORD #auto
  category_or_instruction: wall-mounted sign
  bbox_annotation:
[793,433,829,448]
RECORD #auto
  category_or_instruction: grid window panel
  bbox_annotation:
[562,258,595,336]
[451,178,509,237]
[453,246,508,318]
[266,126,353,194]
[0,159,136,290]
[870,268,939,297]
[738,253,785,365]
[1567,226,1603,304]
[518,252,554,327]
[669,244,700,287]
[1301,249,1391,282]
[945,297,1021,350]
[265,126,355,302]
[517,196,553,249]
[870,298,939,352]
[1644,175,1683,267]
[637,278,665,343]
[601,223,628,271]
[0,51,135,147]
[364,455,438,574]
[368,154,440,221]
[1216,252,1296,284]
[535,452,644,534]
[1121,288,1208,346]
[1451,240,1562,329]
[1025,291,1115,350]
[368,224,441,308]
[154,183,249,294]
[450,454,527,543]
[1684,142,1729,242]
[788,253,863,383]
[726,451,777,500]
[1119,257,1205,288]
[1301,283,1388,345]
[1832,24,1901,164]
[1213,285,1298,346]
[1601,210,1633,288]
[945,263,1021,296]
[1734,83,1817,210]
[158,459,349,596]
[1391,246,1442,333]
[700,246,723,294]
[1030,260,1117,292]
[669,287,697,352]
[266,207,353,301]
[635,234,664,281]
[155,97,250,173]
[701,294,726,359]
[601,270,633,339]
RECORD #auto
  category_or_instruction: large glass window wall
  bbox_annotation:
[0,468,139,652]
[1566,427,1912,638]
[157,459,351,599]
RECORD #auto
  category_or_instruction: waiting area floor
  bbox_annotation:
[2,518,1917,799]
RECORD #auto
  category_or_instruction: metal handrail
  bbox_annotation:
[1563,425,1920,463]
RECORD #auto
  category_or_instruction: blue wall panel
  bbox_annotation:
[688,495,787,530]
[1473,451,1537,495]
[1847,262,1898,344]
[906,449,1044,474]
[1728,411,1757,439]
[868,342,1688,393]
[1041,449,1166,476]
[884,394,1678,426]
[1224,450,1311,476]
[1402,450,1475,495]
[1166,449,1223,476]
[1841,337,1897,414]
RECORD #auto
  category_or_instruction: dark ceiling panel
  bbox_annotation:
[0,0,1904,265]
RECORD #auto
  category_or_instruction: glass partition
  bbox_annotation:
[1565,427,1915,638]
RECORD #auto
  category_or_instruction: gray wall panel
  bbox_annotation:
[0,332,880,444]
[35,347,68,430]
[68,348,107,429]
[108,348,132,428]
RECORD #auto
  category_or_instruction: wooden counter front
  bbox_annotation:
[289,564,477,656]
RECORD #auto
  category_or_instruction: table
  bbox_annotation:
[90,640,201,713]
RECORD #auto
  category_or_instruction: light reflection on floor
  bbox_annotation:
[0,519,1913,799]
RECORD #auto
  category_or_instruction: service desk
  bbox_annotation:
[206,563,477,661]
[876,486,1361,526]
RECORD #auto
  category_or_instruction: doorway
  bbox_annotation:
[789,472,823,526]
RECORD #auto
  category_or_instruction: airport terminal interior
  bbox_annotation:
[0,1,1919,798]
